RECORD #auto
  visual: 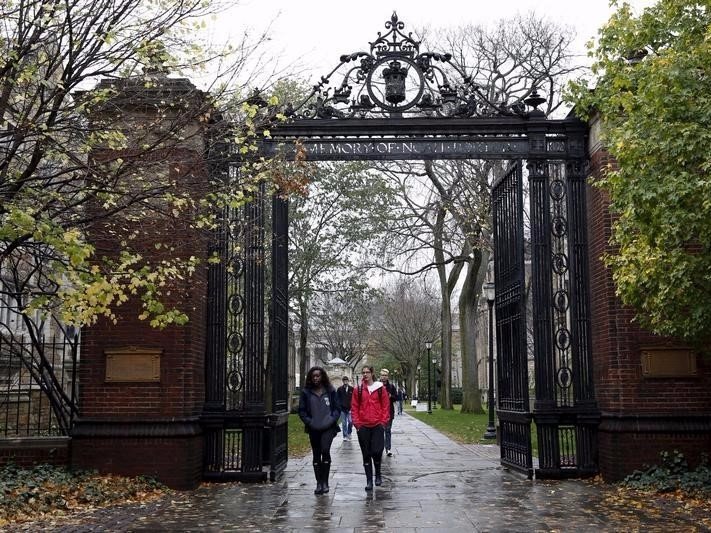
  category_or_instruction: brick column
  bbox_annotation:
[71,75,211,489]
[587,115,711,481]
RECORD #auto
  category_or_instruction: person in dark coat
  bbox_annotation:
[379,369,398,456]
[336,376,354,440]
[299,366,341,495]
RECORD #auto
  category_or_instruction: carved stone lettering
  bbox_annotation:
[267,139,528,160]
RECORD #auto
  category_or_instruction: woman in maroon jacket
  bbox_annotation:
[351,365,391,491]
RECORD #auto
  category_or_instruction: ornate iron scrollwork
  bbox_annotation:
[293,12,530,119]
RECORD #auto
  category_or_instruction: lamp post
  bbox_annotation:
[425,341,433,414]
[483,281,497,439]
[432,358,438,409]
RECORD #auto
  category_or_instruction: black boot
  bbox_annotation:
[374,459,382,486]
[313,463,323,495]
[321,462,331,493]
[363,463,373,491]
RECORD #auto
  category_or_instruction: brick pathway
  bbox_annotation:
[6,413,705,532]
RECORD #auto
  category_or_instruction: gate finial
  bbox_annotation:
[292,13,526,119]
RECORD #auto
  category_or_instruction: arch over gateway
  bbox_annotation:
[203,12,597,482]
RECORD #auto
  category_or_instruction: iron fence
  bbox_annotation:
[0,334,78,437]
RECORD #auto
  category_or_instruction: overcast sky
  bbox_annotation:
[210,0,655,83]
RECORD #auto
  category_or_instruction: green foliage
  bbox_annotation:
[622,450,711,496]
[567,0,711,345]
[1,1,297,335]
[450,387,463,404]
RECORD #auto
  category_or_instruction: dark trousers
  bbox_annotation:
[356,425,384,465]
[384,417,393,450]
[308,427,336,465]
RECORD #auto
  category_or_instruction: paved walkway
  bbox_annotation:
[8,414,706,532]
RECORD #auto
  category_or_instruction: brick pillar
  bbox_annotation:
[587,115,711,481]
[71,74,211,489]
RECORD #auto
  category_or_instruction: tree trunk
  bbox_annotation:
[460,251,487,413]
[433,207,453,410]
[298,298,310,389]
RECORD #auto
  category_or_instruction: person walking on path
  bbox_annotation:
[336,376,354,440]
[396,385,406,415]
[379,369,398,456]
[298,366,341,495]
[351,365,390,491]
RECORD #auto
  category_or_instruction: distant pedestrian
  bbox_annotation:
[379,369,398,456]
[351,365,390,491]
[396,386,406,415]
[299,366,341,495]
[336,376,354,440]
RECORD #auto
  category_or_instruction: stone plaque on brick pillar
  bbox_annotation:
[641,347,697,378]
[105,347,161,382]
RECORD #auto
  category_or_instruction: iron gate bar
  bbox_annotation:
[492,161,533,478]
[268,116,586,137]
[268,194,289,480]
[529,159,556,410]
[566,160,596,405]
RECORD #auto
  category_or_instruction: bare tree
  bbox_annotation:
[310,288,377,373]
[377,277,440,397]
[289,161,396,386]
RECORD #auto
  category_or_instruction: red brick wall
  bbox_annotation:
[73,435,203,490]
[587,137,711,481]
[0,438,70,468]
[72,116,211,489]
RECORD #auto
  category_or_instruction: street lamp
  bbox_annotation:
[432,358,438,409]
[483,281,497,439]
[416,365,421,400]
[425,340,433,414]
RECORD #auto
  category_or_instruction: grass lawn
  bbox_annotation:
[406,404,539,455]
[406,404,494,444]
[288,413,311,457]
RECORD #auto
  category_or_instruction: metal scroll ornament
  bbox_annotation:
[293,12,529,119]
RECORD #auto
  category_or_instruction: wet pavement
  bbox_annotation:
[7,413,707,532]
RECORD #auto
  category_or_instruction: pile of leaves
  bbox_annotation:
[597,451,711,528]
[0,463,169,526]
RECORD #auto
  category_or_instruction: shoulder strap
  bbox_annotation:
[358,384,383,400]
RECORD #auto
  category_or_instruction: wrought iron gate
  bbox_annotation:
[202,161,289,482]
[199,12,598,482]
[527,159,599,478]
[492,161,533,477]
[492,158,599,479]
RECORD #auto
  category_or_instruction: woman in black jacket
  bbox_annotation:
[298,366,341,494]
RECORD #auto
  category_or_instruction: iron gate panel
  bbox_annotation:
[203,159,288,481]
[529,158,599,478]
[492,161,533,478]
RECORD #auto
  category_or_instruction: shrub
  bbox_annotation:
[622,450,711,496]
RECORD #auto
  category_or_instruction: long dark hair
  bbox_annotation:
[304,366,331,389]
